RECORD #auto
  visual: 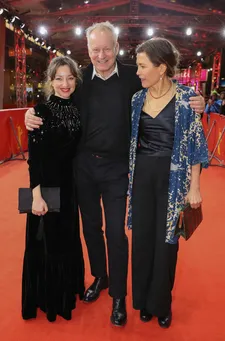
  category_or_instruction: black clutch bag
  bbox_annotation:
[18,187,60,213]
[175,204,203,240]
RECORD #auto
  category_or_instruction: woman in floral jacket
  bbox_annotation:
[128,38,208,328]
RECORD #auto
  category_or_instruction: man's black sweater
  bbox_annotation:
[73,60,142,158]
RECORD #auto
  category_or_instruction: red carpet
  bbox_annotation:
[0,159,224,341]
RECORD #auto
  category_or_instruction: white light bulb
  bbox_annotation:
[119,49,124,56]
[186,27,192,36]
[11,16,17,23]
[197,51,202,56]
[75,27,82,36]
[39,26,48,35]
[147,28,154,36]
[114,27,120,35]
[67,50,71,55]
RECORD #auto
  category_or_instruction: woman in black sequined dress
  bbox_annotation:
[22,56,85,322]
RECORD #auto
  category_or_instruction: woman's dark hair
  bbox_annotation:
[136,37,180,78]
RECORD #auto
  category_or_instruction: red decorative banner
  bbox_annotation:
[0,108,28,162]
[203,112,225,165]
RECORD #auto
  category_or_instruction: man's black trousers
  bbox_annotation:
[75,151,129,298]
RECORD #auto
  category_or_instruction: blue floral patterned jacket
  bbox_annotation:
[127,82,209,244]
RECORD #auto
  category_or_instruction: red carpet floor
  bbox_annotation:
[0,159,224,341]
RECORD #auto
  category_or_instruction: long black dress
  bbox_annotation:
[132,97,178,317]
[22,95,85,322]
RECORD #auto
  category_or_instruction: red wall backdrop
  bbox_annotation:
[0,108,28,162]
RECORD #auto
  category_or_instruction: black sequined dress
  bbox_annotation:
[22,95,85,322]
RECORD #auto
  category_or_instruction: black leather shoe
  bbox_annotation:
[140,309,153,322]
[110,298,127,327]
[83,276,108,303]
[47,311,57,322]
[158,311,172,328]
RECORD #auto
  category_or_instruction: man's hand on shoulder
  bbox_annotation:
[189,90,205,114]
[25,108,43,131]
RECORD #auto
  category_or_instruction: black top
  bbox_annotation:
[73,60,142,158]
[84,73,130,157]
[28,94,81,189]
[137,96,175,156]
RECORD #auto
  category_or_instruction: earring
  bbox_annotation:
[160,76,163,80]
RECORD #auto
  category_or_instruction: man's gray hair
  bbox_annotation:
[86,21,118,49]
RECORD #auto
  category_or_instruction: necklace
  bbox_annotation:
[145,82,176,114]
[148,80,173,99]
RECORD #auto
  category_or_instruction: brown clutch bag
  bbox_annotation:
[175,204,203,240]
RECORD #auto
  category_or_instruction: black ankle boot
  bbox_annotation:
[110,298,127,327]
[158,310,172,328]
[140,309,153,322]
[83,276,108,303]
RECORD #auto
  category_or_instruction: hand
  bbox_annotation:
[185,188,202,209]
[189,91,205,114]
[32,197,48,216]
[25,108,43,131]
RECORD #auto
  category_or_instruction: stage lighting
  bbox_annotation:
[39,26,48,35]
[0,8,10,21]
[147,28,154,36]
[0,8,8,16]
[10,16,19,23]
[23,27,32,37]
[114,27,120,35]
[75,27,82,36]
[52,45,56,53]
[186,27,192,36]
[11,16,26,30]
